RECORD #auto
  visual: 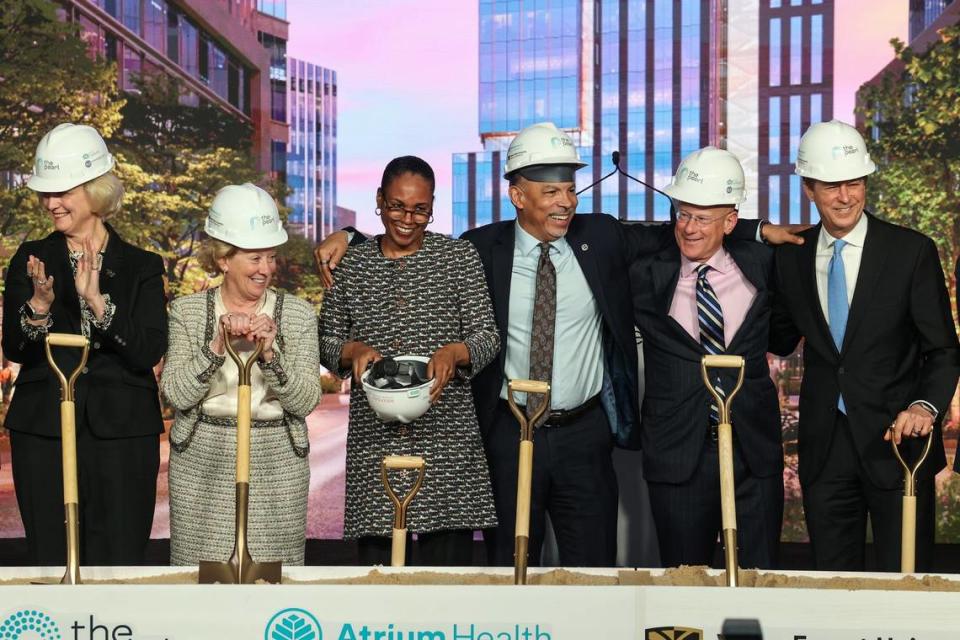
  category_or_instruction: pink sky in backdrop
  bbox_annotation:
[287,1,906,234]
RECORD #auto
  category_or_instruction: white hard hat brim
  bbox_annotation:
[26,162,114,194]
[204,224,289,249]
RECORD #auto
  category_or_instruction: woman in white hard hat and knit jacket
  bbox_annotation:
[160,183,321,566]
[1,123,168,566]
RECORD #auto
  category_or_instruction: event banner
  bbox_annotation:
[0,570,951,640]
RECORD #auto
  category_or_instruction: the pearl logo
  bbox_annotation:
[265,608,322,640]
[0,609,63,639]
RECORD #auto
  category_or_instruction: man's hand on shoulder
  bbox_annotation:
[761,222,811,246]
[314,230,351,288]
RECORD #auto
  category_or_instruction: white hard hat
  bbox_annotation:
[663,146,746,207]
[503,122,586,179]
[205,183,288,249]
[795,120,877,182]
[27,123,115,193]
[362,356,434,424]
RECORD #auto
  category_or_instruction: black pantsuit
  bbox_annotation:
[484,401,618,567]
[1,225,167,566]
[10,426,159,566]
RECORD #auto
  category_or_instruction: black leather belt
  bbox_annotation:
[502,394,601,428]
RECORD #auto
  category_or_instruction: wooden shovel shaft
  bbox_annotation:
[60,400,79,504]
[718,421,739,587]
[236,385,252,483]
[515,440,533,539]
[902,495,916,573]
[391,527,407,567]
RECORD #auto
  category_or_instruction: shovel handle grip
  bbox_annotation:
[702,355,745,369]
[383,455,425,470]
[46,334,90,348]
[509,380,550,394]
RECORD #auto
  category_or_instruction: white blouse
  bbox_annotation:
[201,288,284,421]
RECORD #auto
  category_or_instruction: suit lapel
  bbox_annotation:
[797,223,837,356]
[650,246,702,352]
[725,243,766,353]
[568,218,608,317]
[842,214,885,353]
[42,233,82,334]
[491,224,514,370]
[98,224,124,302]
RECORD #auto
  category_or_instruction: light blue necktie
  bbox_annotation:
[828,239,848,413]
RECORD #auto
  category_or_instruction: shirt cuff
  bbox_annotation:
[909,400,939,420]
[86,294,116,331]
[19,305,52,341]
[756,220,768,244]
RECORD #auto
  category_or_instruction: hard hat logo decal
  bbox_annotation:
[831,145,859,159]
[40,159,60,171]
[549,136,573,148]
[685,170,704,184]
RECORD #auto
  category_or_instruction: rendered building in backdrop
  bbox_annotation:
[452,0,835,235]
[66,0,289,175]
[286,59,338,242]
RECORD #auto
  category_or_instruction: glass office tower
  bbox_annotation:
[286,59,338,242]
[454,0,834,234]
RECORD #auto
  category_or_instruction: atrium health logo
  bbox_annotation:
[0,609,63,639]
[265,608,322,640]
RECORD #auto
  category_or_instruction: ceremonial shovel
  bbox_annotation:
[199,338,281,584]
[506,379,551,585]
[44,333,89,585]
[890,432,933,573]
[700,355,746,588]
[381,455,426,567]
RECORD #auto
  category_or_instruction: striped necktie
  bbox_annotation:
[696,264,725,426]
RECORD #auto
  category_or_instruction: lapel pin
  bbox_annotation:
[105,268,116,278]
[581,243,589,251]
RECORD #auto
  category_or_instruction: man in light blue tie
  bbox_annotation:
[769,120,960,572]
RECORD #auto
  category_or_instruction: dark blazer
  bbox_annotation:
[463,214,715,449]
[631,240,782,483]
[1,225,168,438]
[770,213,960,488]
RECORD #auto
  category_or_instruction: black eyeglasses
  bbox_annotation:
[382,202,433,223]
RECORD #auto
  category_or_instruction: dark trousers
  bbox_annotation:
[357,529,474,566]
[803,413,935,572]
[10,424,159,566]
[647,437,783,569]
[483,400,618,567]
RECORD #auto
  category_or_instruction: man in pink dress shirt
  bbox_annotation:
[629,147,784,568]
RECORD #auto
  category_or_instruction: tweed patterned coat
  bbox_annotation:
[161,287,320,564]
[319,232,499,538]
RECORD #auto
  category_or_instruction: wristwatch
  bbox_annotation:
[24,301,51,321]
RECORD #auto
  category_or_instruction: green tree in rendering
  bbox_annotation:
[857,25,960,303]
[0,0,124,245]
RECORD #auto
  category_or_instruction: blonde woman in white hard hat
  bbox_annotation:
[319,156,499,566]
[1,123,168,566]
[160,183,320,566]
[768,120,958,572]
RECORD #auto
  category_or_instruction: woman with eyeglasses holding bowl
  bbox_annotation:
[319,156,500,566]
